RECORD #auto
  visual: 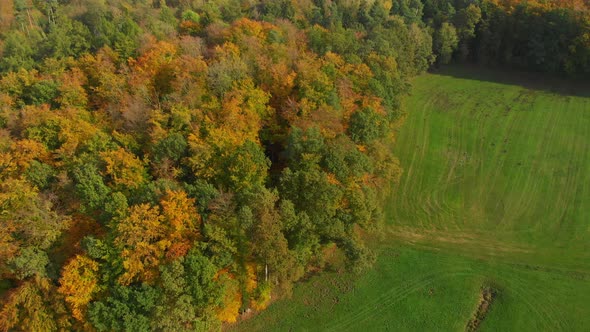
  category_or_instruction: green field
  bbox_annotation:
[234,67,590,331]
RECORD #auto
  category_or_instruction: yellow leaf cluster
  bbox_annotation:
[58,255,100,321]
[116,204,166,285]
[215,273,241,323]
[0,277,57,332]
[116,191,203,283]
[101,147,146,190]
[160,189,201,241]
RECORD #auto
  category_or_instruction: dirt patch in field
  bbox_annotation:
[465,286,498,331]
[386,226,533,255]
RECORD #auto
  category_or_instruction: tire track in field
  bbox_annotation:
[322,268,477,332]
[393,104,421,225]
[415,92,463,231]
[322,264,563,332]
[323,246,481,330]
[552,97,588,245]
[396,96,437,230]
[396,85,588,244]
[384,227,581,331]
[500,99,544,234]
[531,97,568,235]
[322,251,469,330]
[425,97,464,229]
[482,97,522,230]
[491,268,570,331]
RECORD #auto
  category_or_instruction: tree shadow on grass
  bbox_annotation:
[431,64,590,98]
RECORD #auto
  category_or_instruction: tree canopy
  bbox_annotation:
[0,0,586,330]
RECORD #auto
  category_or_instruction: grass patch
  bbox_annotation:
[232,246,590,331]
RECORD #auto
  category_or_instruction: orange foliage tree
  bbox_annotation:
[160,189,201,259]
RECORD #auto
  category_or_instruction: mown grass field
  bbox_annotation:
[233,67,590,331]
[389,66,590,268]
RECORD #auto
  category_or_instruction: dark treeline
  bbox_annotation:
[0,0,587,330]
[412,0,590,75]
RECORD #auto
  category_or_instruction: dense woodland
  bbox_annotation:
[0,0,588,331]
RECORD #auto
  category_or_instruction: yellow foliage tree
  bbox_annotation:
[160,190,199,238]
[0,179,69,276]
[117,191,203,283]
[0,277,61,332]
[245,263,257,294]
[55,110,100,161]
[78,48,126,107]
[0,0,14,31]
[205,78,270,150]
[215,272,241,323]
[245,263,270,311]
[186,133,215,181]
[115,203,168,285]
[10,139,49,170]
[58,255,100,321]
[57,68,88,109]
[101,147,147,190]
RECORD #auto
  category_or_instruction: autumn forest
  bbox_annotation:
[0,0,589,331]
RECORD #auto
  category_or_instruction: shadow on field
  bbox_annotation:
[431,64,590,98]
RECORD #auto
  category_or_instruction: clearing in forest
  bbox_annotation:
[388,66,590,269]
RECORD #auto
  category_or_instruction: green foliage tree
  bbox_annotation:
[43,15,91,59]
[217,140,270,194]
[280,166,344,240]
[391,0,425,24]
[348,107,387,145]
[0,31,41,71]
[0,179,69,278]
[25,160,56,189]
[88,284,159,332]
[250,190,297,288]
[8,247,51,279]
[434,22,459,64]
[152,250,220,331]
[453,4,482,60]
[72,163,111,213]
